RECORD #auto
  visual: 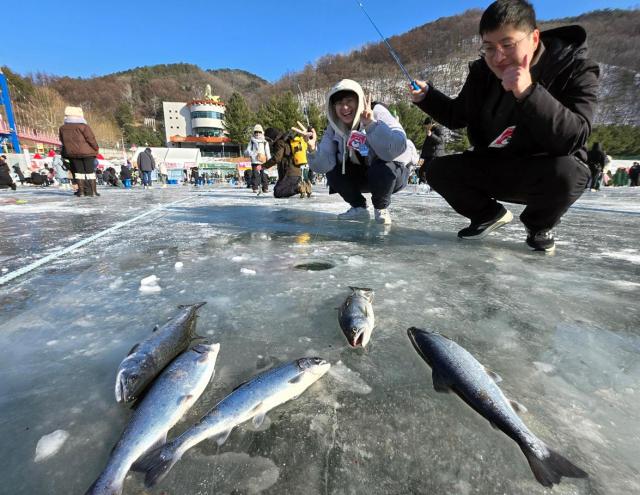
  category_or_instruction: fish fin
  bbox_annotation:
[509,400,528,414]
[178,394,194,405]
[522,445,588,488]
[431,370,451,393]
[178,301,207,310]
[131,434,168,471]
[484,367,502,383]
[252,412,266,428]
[136,443,183,489]
[151,325,159,333]
[289,373,304,384]
[127,343,140,355]
[213,428,233,446]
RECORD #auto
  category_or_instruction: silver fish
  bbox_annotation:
[132,357,330,488]
[338,286,374,347]
[85,343,220,495]
[115,302,206,405]
[407,327,588,488]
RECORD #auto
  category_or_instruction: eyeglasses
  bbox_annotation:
[479,32,531,58]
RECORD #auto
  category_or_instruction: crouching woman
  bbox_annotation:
[303,79,416,225]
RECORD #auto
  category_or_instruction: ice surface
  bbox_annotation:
[1,185,639,494]
[34,430,70,462]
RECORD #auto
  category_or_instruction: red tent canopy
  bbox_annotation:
[47,150,56,157]
[33,153,42,159]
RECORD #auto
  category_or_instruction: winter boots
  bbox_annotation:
[298,180,312,198]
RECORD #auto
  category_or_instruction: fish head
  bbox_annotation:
[297,357,331,378]
[343,318,371,347]
[407,327,439,367]
[115,364,144,404]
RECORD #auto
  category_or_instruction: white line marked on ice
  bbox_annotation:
[0,196,194,286]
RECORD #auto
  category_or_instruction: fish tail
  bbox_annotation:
[523,445,588,487]
[132,443,182,488]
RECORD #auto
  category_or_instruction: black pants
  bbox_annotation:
[425,152,590,232]
[70,157,96,176]
[326,158,409,210]
[274,175,302,198]
[251,164,269,192]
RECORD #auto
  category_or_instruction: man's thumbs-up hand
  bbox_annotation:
[501,54,533,100]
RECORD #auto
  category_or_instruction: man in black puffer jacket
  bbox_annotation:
[411,0,598,252]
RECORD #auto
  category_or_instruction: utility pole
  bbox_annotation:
[0,68,22,153]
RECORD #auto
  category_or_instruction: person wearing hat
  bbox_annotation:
[418,116,445,184]
[58,106,100,197]
[245,124,271,195]
[0,154,17,191]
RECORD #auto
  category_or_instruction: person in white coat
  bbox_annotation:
[245,124,271,194]
[300,79,416,224]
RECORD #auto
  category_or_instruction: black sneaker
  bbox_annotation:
[458,208,513,239]
[526,228,555,252]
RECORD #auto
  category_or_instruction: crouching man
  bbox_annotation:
[410,0,598,252]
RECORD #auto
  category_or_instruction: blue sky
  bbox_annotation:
[2,0,636,82]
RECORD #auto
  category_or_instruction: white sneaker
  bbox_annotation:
[374,208,391,225]
[337,206,370,220]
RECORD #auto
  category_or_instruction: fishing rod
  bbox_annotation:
[354,0,419,90]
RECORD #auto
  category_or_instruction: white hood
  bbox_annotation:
[326,79,365,139]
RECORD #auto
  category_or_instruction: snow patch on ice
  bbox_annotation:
[231,256,244,262]
[139,274,161,293]
[140,274,158,286]
[533,361,555,374]
[174,261,184,271]
[45,340,58,346]
[346,255,365,267]
[241,267,256,275]
[385,280,407,289]
[328,361,372,394]
[34,430,70,462]
[109,277,123,290]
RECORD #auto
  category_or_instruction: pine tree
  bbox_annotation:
[256,92,303,133]
[389,101,427,147]
[223,92,255,148]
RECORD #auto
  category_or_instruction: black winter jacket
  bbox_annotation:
[414,25,599,163]
[420,126,445,160]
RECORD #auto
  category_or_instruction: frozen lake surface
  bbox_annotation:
[1,184,639,494]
